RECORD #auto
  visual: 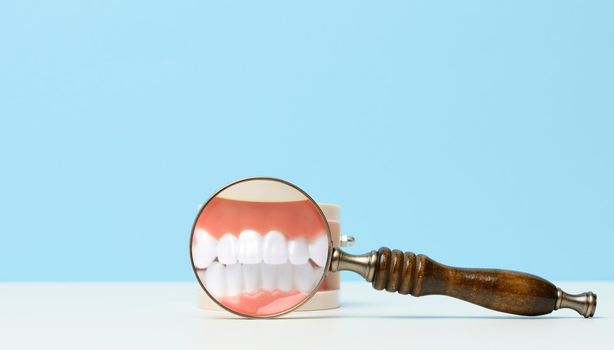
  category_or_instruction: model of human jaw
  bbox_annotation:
[191,180,332,316]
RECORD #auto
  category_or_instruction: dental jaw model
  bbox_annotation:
[191,179,333,316]
[191,177,597,318]
[195,203,341,313]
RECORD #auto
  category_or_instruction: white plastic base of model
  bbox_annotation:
[198,289,340,312]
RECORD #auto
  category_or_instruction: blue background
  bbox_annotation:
[1,1,612,281]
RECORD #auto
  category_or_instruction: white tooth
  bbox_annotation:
[194,228,212,245]
[225,264,242,297]
[287,238,309,265]
[192,229,217,269]
[293,263,315,293]
[260,264,277,291]
[238,230,263,264]
[217,233,238,265]
[277,263,293,292]
[308,235,329,267]
[262,230,288,264]
[203,262,225,297]
[242,264,260,293]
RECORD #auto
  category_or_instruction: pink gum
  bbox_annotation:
[196,197,327,239]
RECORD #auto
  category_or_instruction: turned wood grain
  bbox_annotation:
[371,247,558,316]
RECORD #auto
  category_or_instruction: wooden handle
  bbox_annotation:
[370,247,596,317]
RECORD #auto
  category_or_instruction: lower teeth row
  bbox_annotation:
[199,261,323,297]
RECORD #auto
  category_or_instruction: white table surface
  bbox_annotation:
[0,281,611,349]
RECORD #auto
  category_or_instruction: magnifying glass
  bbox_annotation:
[190,177,597,318]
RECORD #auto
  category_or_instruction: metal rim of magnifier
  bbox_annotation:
[189,176,334,318]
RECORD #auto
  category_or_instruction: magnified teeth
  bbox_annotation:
[309,235,329,267]
[238,230,263,264]
[199,231,330,267]
[200,230,330,297]
[260,263,277,291]
[225,264,242,296]
[277,263,293,292]
[192,229,217,269]
[204,262,225,297]
[287,238,309,265]
[293,263,314,293]
[242,264,260,293]
[217,233,239,265]
[203,260,327,297]
[262,230,288,264]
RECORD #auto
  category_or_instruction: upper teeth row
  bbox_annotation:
[192,229,329,269]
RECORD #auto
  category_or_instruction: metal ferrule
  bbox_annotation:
[554,288,597,318]
[330,248,378,282]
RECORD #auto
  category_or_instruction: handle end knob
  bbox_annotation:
[555,288,597,318]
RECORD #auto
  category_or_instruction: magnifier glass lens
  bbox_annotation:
[191,179,331,317]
